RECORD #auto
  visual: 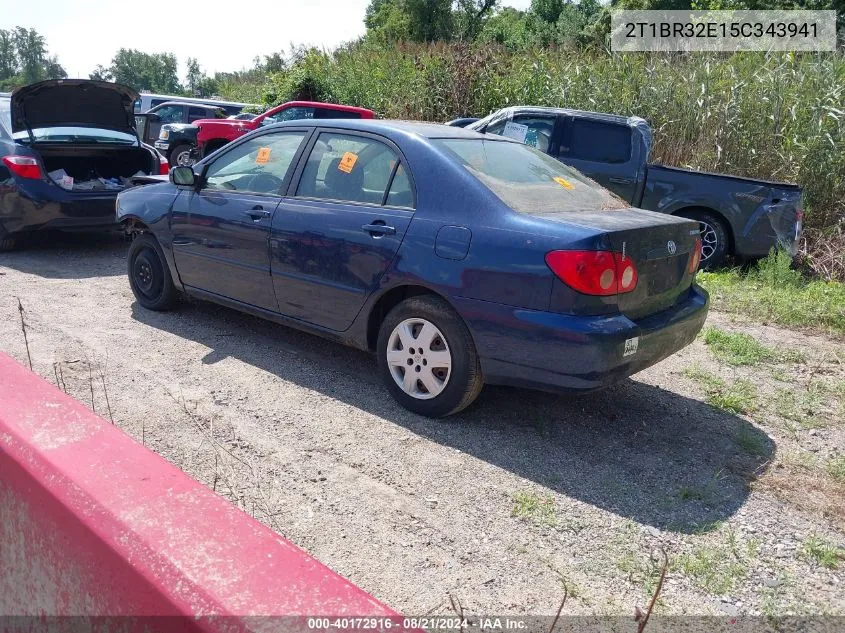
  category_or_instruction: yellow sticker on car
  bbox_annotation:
[255,147,271,164]
[339,152,359,174]
[554,176,574,190]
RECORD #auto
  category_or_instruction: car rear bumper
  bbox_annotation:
[453,285,709,392]
[0,182,119,237]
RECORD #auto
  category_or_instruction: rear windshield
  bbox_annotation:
[433,138,627,214]
[11,127,137,145]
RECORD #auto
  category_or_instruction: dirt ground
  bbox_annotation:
[1,233,843,619]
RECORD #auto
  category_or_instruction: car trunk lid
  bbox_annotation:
[540,207,700,320]
[10,79,139,141]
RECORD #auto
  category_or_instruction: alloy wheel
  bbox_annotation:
[386,318,452,400]
[698,220,719,264]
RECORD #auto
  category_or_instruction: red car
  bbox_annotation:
[194,101,375,158]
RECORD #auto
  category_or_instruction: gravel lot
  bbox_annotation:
[1,233,843,619]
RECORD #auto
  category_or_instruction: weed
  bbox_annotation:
[674,544,748,595]
[682,366,758,414]
[701,326,803,366]
[827,456,845,482]
[512,490,557,525]
[799,535,844,569]
[735,425,770,456]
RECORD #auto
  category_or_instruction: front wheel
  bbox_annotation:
[127,234,179,311]
[377,296,483,417]
[170,144,195,167]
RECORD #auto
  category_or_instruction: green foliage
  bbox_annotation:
[699,250,845,334]
[701,326,803,366]
[95,49,181,94]
[511,490,557,525]
[682,366,758,413]
[0,26,66,89]
[800,534,845,569]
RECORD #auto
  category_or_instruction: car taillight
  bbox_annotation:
[159,157,169,175]
[545,250,638,296]
[2,156,42,180]
[688,238,702,273]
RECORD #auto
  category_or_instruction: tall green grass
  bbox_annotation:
[221,45,845,255]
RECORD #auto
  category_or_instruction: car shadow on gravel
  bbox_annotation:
[132,299,775,535]
[0,232,127,279]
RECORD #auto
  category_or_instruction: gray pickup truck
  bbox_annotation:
[467,107,803,268]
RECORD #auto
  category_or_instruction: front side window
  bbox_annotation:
[188,106,214,121]
[487,114,556,153]
[153,105,183,124]
[204,131,307,195]
[261,106,315,126]
[296,132,402,206]
[434,138,626,214]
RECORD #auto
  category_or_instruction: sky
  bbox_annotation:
[2,0,533,82]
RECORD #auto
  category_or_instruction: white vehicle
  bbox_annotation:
[133,93,259,115]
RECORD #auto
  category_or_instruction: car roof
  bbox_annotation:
[266,118,500,141]
[486,105,647,128]
[153,101,223,110]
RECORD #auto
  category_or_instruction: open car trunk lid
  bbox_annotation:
[544,208,700,320]
[10,79,139,139]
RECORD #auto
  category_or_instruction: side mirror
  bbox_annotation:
[171,166,196,187]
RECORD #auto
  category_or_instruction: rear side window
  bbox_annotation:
[296,132,404,206]
[261,107,315,126]
[434,138,626,214]
[562,119,632,164]
[188,106,210,121]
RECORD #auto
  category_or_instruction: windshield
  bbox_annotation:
[433,138,627,214]
[11,126,137,145]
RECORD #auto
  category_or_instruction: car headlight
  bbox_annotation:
[159,129,170,140]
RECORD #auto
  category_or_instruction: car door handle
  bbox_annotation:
[246,206,272,220]
[609,177,633,185]
[362,222,396,236]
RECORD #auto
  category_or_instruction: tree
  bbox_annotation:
[44,55,66,80]
[89,64,113,82]
[186,57,202,94]
[454,0,499,40]
[531,0,565,23]
[104,49,182,93]
[364,0,454,42]
[13,27,47,83]
[0,30,16,81]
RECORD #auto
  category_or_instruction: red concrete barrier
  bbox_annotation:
[0,352,406,631]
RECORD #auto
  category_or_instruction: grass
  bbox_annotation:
[699,251,845,336]
[674,544,749,595]
[799,535,845,569]
[827,456,845,482]
[735,425,770,457]
[771,382,836,430]
[701,326,803,366]
[683,367,758,415]
[511,490,557,526]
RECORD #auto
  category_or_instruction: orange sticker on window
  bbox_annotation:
[554,176,574,190]
[256,147,271,164]
[338,152,358,174]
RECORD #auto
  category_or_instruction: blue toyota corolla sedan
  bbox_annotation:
[116,119,708,417]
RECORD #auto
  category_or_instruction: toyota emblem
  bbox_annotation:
[667,240,677,255]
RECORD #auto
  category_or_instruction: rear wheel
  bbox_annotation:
[170,144,195,167]
[377,296,483,417]
[679,209,729,270]
[127,234,178,311]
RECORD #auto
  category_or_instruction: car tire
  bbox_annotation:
[127,234,179,311]
[170,144,195,167]
[680,209,729,270]
[377,295,483,417]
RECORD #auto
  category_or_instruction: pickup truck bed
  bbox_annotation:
[468,106,803,268]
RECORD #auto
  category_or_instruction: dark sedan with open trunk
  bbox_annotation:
[0,80,167,250]
[117,120,708,417]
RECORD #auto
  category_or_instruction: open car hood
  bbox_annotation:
[10,79,139,138]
